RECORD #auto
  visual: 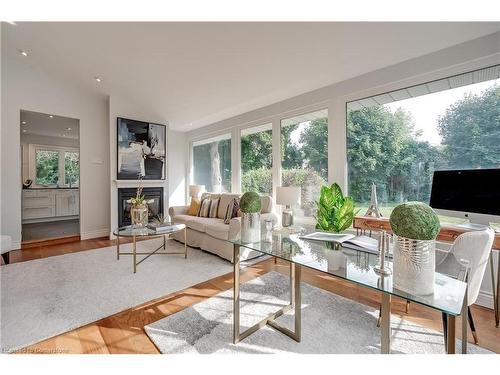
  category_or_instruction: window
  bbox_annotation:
[346,65,500,223]
[65,151,80,186]
[36,150,59,185]
[192,134,231,193]
[281,109,328,222]
[241,124,272,195]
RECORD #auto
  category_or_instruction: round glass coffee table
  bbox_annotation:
[113,223,187,273]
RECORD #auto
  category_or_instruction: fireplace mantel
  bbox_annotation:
[113,179,167,189]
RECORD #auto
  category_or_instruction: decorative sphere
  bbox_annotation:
[240,192,262,214]
[389,202,440,240]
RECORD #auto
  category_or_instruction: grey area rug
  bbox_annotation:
[0,238,233,352]
[145,272,492,354]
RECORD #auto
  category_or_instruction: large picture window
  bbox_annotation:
[32,146,79,187]
[241,124,272,195]
[192,134,232,193]
[347,65,500,223]
[281,109,328,222]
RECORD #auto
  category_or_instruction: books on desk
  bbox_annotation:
[299,232,379,254]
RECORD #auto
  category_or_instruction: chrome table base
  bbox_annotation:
[233,245,301,344]
[116,228,188,273]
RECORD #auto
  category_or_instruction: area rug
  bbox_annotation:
[0,238,233,352]
[145,272,492,354]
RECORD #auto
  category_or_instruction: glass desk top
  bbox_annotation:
[113,223,186,237]
[231,230,468,316]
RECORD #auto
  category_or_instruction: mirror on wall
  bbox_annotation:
[20,110,81,243]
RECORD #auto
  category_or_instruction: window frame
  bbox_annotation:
[29,144,79,188]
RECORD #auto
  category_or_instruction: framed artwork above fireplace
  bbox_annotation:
[117,117,166,180]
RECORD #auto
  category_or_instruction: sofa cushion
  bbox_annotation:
[205,221,230,241]
[171,214,194,225]
[186,217,225,232]
[218,193,240,219]
[186,198,201,216]
[261,195,273,214]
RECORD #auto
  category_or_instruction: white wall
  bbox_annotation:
[108,95,187,236]
[1,56,110,247]
[185,32,500,308]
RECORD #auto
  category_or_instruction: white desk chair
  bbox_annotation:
[440,227,495,346]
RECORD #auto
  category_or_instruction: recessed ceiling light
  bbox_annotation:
[22,129,27,133]
[66,127,72,131]
[61,134,66,137]
[49,115,54,118]
[95,77,102,83]
[21,121,27,125]
[20,50,28,57]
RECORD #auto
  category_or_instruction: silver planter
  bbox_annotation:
[241,212,261,243]
[131,205,148,228]
[393,236,435,295]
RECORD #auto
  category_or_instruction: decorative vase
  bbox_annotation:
[131,204,148,228]
[241,212,261,243]
[325,249,347,275]
[393,235,435,295]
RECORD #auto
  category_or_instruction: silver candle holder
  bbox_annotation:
[374,230,392,276]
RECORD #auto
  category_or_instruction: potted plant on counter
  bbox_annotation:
[315,183,358,250]
[240,191,262,243]
[390,201,441,295]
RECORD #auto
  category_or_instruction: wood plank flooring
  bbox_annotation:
[6,239,500,354]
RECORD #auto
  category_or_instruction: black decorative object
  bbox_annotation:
[117,117,166,180]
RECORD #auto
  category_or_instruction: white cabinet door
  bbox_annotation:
[56,191,71,216]
[22,190,56,220]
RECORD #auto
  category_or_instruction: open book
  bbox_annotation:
[299,232,379,254]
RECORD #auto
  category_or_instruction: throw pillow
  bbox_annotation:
[208,198,220,218]
[198,198,211,218]
[224,198,240,224]
[186,198,201,216]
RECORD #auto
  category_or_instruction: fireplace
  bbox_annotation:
[118,187,164,227]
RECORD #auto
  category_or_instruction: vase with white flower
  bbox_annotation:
[127,178,154,228]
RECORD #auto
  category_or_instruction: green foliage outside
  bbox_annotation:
[315,183,357,233]
[65,152,80,186]
[36,150,59,185]
[389,202,441,240]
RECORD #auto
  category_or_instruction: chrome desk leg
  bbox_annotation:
[380,293,391,354]
[233,244,240,344]
[116,234,120,260]
[133,235,137,274]
[490,254,499,327]
[462,284,468,354]
[447,315,456,354]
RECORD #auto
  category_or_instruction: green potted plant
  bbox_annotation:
[240,192,262,243]
[389,201,440,295]
[315,183,358,249]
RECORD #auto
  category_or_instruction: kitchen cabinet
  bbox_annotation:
[22,189,79,222]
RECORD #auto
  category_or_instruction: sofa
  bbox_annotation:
[169,193,277,262]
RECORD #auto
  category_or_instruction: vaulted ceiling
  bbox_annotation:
[3,22,500,130]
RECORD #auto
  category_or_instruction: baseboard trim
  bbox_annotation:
[11,240,22,250]
[81,229,110,240]
[475,290,494,309]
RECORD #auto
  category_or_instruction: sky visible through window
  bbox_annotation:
[384,78,499,145]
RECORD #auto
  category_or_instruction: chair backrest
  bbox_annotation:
[450,228,495,305]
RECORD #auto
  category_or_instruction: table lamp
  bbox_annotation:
[276,186,301,227]
[189,185,205,202]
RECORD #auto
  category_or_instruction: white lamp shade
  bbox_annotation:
[276,186,301,206]
[189,185,205,198]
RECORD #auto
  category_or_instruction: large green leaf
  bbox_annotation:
[315,183,356,233]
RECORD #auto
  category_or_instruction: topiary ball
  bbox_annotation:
[389,202,440,240]
[240,192,262,214]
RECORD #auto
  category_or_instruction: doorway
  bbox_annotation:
[20,110,81,244]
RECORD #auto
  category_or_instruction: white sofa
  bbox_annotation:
[169,193,277,262]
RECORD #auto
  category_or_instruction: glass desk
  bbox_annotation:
[230,231,469,354]
[113,223,187,273]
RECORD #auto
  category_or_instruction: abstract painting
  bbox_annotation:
[117,117,166,180]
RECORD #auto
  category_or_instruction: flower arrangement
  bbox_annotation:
[127,176,153,207]
[389,201,440,240]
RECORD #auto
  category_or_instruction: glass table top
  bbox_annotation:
[113,223,186,237]
[231,230,468,316]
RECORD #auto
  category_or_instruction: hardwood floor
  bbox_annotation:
[6,239,500,354]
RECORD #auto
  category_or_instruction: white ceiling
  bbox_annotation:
[3,22,500,131]
[20,110,79,139]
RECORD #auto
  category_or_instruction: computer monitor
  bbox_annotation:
[429,168,500,228]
